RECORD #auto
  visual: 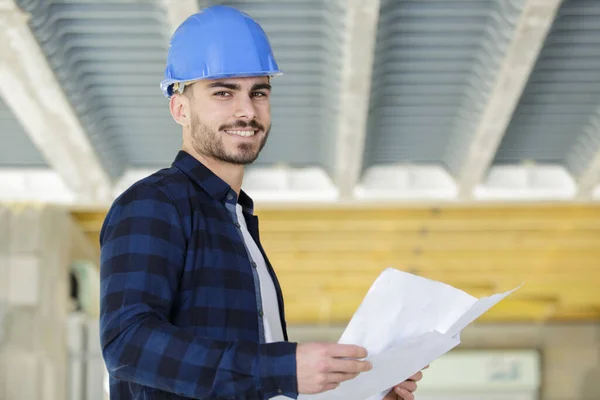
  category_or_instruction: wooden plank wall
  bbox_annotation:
[72,203,600,323]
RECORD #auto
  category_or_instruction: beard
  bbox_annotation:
[189,114,270,165]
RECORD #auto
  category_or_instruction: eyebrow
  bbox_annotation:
[251,83,272,91]
[206,82,271,92]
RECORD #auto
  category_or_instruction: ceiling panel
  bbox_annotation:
[7,0,600,197]
[15,0,176,177]
[363,0,525,175]
[0,97,47,167]
[494,0,600,178]
[14,0,347,175]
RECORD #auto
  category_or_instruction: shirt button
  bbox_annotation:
[227,193,234,200]
[251,261,257,269]
[258,309,264,317]
[277,388,283,394]
[234,221,240,228]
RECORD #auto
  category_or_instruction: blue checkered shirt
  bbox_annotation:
[99,151,298,399]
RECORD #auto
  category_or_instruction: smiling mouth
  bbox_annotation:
[224,130,258,137]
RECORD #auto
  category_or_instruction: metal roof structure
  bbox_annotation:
[0,0,599,205]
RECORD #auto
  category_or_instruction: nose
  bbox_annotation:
[233,94,257,121]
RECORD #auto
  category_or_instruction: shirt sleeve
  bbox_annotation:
[99,182,298,399]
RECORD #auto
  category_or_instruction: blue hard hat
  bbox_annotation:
[160,5,283,98]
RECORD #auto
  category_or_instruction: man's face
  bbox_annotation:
[184,76,272,165]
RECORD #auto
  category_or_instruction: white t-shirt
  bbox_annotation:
[236,205,291,399]
[236,204,285,343]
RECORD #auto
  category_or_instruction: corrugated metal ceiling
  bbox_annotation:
[15,0,175,178]
[494,0,600,180]
[3,0,599,195]
[363,0,525,176]
[12,0,348,175]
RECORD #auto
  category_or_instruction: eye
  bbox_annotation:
[214,91,231,97]
[252,91,268,98]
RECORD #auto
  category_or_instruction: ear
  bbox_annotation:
[169,93,191,127]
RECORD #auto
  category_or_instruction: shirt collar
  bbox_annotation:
[172,150,255,213]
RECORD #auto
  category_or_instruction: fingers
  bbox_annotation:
[313,355,370,385]
[326,343,369,359]
[396,380,417,392]
[394,385,414,400]
[390,366,427,399]
[318,353,372,388]
[329,358,372,374]
[296,342,373,395]
[408,370,423,382]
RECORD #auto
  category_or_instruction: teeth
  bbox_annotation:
[226,130,255,137]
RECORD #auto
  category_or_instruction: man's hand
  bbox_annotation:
[296,343,372,394]
[383,365,429,400]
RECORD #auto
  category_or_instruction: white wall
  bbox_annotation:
[0,204,71,400]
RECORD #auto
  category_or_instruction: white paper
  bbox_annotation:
[299,331,460,400]
[298,268,521,400]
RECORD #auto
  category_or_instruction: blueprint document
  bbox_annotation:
[298,268,522,400]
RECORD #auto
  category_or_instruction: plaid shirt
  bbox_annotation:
[99,150,298,399]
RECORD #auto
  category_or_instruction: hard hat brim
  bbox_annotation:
[160,70,284,98]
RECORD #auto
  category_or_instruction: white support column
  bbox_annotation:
[334,0,381,198]
[0,204,73,400]
[457,0,562,198]
[576,153,600,199]
[0,1,113,203]
[163,0,198,35]
[574,108,600,199]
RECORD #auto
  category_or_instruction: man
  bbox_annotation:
[99,5,424,399]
